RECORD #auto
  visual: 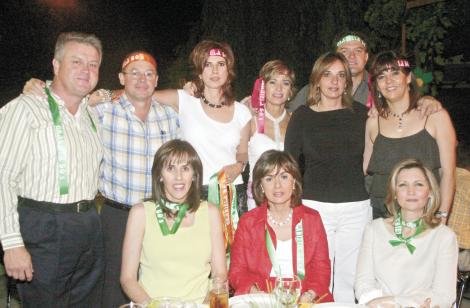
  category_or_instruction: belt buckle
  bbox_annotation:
[76,201,88,213]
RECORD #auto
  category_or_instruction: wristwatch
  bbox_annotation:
[436,211,449,218]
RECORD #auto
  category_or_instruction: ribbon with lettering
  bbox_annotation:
[154,200,189,235]
[208,172,239,250]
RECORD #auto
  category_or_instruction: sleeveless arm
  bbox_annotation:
[430,110,456,216]
[120,204,150,304]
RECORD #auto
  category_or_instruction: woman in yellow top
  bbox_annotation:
[120,140,227,304]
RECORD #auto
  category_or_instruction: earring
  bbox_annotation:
[261,186,265,194]
[378,92,382,98]
[292,181,296,190]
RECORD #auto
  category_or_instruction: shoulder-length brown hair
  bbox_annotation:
[307,52,353,109]
[151,140,203,216]
[252,150,302,207]
[190,40,236,105]
[259,59,297,99]
[385,159,441,228]
[370,50,421,118]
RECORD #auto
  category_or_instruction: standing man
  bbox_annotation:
[288,31,370,111]
[92,52,179,307]
[21,51,180,307]
[0,32,104,307]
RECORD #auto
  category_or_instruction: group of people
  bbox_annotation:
[0,29,460,308]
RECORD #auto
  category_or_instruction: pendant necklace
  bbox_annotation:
[389,110,407,131]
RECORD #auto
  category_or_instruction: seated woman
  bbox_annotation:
[229,150,333,303]
[120,140,226,304]
[355,159,458,307]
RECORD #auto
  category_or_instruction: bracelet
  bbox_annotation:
[435,211,448,218]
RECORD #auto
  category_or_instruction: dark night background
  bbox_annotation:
[0,0,469,145]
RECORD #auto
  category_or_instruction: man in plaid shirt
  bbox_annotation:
[91,51,179,307]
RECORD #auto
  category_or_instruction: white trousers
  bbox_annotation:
[303,199,372,303]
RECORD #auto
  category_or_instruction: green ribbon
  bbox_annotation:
[265,220,305,280]
[389,211,426,254]
[45,87,69,195]
[154,200,189,236]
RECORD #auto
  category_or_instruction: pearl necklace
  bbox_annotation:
[267,208,293,227]
[202,96,225,108]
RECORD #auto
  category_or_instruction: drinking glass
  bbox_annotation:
[209,277,229,308]
[274,276,301,307]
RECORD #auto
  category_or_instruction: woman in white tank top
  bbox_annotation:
[247,60,295,210]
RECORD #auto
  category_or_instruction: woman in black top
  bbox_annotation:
[285,52,371,303]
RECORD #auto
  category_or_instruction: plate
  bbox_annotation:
[229,294,277,307]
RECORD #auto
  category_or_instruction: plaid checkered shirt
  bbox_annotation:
[93,95,179,206]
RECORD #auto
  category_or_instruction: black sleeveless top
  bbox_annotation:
[367,117,441,201]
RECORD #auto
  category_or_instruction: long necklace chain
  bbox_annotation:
[202,95,225,108]
[267,208,293,227]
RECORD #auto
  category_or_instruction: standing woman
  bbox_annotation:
[120,140,227,304]
[155,40,252,215]
[364,51,456,220]
[284,52,371,302]
[247,60,295,210]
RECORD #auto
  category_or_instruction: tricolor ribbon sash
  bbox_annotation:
[208,172,239,249]
[265,220,305,280]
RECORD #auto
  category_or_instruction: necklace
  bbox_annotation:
[267,208,293,227]
[202,95,225,108]
[389,110,407,131]
[264,109,286,149]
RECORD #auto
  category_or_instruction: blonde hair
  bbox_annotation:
[259,60,296,99]
[54,32,102,62]
[385,159,441,228]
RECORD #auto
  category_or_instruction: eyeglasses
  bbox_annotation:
[122,70,157,80]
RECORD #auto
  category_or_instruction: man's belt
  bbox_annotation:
[18,197,95,213]
[103,198,131,211]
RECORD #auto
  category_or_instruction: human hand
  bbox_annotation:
[89,89,113,107]
[367,105,379,118]
[183,81,196,97]
[249,284,264,294]
[23,78,46,97]
[419,298,431,308]
[299,290,317,303]
[3,246,33,281]
[417,96,442,118]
